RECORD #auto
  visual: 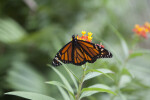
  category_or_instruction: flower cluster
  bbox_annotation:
[77,31,93,42]
[133,22,150,39]
[77,31,105,48]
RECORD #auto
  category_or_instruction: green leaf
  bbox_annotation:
[121,67,132,77]
[48,65,74,94]
[46,81,75,100]
[80,84,117,99]
[128,52,143,59]
[7,62,48,94]
[128,49,150,60]
[0,18,26,43]
[110,25,129,58]
[5,91,56,100]
[57,86,70,100]
[63,64,79,89]
[84,69,114,81]
[119,75,131,88]
[56,59,79,91]
[46,81,66,89]
[63,65,79,90]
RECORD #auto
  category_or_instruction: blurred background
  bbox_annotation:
[0,0,150,100]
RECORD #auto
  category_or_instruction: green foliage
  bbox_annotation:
[6,64,116,100]
[0,18,26,44]
[80,84,117,99]
[5,91,56,100]
[46,81,73,99]
[57,86,70,100]
[110,25,129,58]
[45,64,116,100]
[0,0,150,100]
[84,68,114,81]
[49,65,74,94]
[7,62,49,94]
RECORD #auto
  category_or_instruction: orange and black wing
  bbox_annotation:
[96,45,113,58]
[52,39,112,66]
[72,40,100,65]
[52,41,73,66]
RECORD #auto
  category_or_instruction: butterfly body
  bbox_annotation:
[52,35,112,66]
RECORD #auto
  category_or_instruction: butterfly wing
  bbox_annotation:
[96,45,113,58]
[52,41,73,66]
[52,39,112,66]
[72,40,100,65]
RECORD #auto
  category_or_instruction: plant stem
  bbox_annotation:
[75,65,87,100]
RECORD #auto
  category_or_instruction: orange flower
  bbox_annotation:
[88,32,93,37]
[133,22,150,39]
[87,36,92,42]
[77,31,93,42]
[77,31,105,48]
[81,31,86,36]
[144,22,150,32]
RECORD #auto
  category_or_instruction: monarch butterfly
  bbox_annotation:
[52,35,112,66]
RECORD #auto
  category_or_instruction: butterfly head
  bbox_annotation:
[72,35,75,40]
